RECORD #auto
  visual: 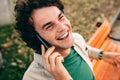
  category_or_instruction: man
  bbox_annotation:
[15,0,120,80]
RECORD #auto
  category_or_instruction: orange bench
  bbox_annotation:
[87,20,120,80]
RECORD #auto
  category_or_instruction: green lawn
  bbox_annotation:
[0,25,33,80]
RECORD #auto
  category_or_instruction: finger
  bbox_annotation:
[44,46,55,60]
[43,46,55,70]
[41,45,49,69]
[49,52,61,70]
[56,56,64,66]
[41,45,45,56]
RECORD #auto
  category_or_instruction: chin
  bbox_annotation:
[62,41,74,49]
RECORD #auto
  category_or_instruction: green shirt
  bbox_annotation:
[63,47,95,80]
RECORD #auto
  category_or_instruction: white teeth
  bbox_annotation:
[60,32,68,39]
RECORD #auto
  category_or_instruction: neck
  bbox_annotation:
[55,48,71,58]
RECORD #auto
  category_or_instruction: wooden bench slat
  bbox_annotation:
[95,26,111,48]
[112,67,120,80]
[94,42,120,80]
[88,20,110,47]
[102,43,118,80]
[95,61,109,80]
[93,38,112,80]
[87,20,120,80]
[102,64,114,80]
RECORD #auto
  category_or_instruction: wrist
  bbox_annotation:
[98,51,104,60]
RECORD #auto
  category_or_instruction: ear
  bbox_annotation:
[29,17,34,25]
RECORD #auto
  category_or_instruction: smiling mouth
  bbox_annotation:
[57,31,69,40]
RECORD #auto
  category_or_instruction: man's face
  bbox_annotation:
[31,6,74,50]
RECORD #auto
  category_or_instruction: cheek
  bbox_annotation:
[41,32,56,41]
[65,19,72,29]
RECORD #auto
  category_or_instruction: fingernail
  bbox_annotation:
[51,46,55,49]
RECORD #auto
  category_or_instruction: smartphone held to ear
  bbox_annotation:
[36,34,51,50]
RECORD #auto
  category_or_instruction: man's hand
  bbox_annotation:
[41,45,72,80]
[103,52,120,67]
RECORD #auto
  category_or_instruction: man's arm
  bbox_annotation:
[87,45,120,66]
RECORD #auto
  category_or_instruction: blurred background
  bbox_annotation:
[0,0,120,80]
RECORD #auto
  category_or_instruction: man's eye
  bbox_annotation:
[45,24,53,30]
[59,15,64,20]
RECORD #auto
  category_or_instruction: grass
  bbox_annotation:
[0,25,33,80]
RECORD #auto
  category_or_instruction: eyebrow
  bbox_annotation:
[58,12,63,18]
[42,22,52,29]
[42,12,63,29]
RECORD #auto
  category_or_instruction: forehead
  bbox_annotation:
[31,6,61,26]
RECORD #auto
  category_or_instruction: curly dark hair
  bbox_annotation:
[14,0,64,54]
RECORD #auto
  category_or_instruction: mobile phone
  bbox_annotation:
[36,34,51,49]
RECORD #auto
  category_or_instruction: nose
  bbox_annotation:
[56,22,66,33]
